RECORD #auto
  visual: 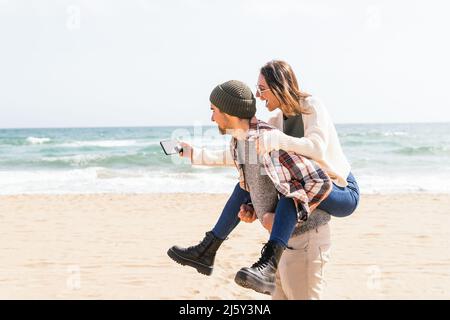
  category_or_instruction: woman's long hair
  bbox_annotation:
[260,60,311,116]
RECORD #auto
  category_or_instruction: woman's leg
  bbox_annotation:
[269,197,298,247]
[234,197,296,295]
[211,183,251,240]
[318,172,360,217]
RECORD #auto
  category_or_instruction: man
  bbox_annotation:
[167,80,331,295]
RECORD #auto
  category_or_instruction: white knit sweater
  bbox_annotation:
[192,96,351,187]
[266,97,351,187]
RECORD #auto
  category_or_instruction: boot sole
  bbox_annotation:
[234,269,274,295]
[167,248,213,276]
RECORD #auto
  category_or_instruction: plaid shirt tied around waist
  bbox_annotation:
[231,117,332,223]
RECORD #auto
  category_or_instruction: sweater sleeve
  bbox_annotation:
[278,98,329,160]
[266,109,283,130]
[191,147,235,167]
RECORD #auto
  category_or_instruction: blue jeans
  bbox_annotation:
[211,184,297,247]
[269,196,298,247]
[317,172,360,217]
[211,183,251,240]
[211,172,360,243]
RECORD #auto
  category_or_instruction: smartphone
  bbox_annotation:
[160,139,182,155]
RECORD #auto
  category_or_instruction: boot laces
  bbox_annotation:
[250,243,271,270]
[187,232,211,251]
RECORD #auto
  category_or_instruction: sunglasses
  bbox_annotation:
[255,85,271,95]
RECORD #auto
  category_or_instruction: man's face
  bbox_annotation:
[211,104,229,135]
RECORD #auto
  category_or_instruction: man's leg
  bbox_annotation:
[272,270,288,300]
[277,221,331,299]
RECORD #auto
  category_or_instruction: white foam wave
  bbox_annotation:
[354,172,450,194]
[27,137,51,145]
[96,168,143,179]
[0,169,449,195]
[383,131,408,137]
[41,154,107,166]
[0,168,238,194]
[60,140,139,148]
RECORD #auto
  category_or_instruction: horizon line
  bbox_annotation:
[1,120,449,130]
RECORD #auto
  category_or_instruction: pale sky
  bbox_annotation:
[0,0,449,128]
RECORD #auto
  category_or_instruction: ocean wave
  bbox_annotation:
[26,137,51,145]
[355,173,450,194]
[0,138,25,146]
[342,139,402,147]
[0,168,449,195]
[393,146,450,156]
[59,140,139,148]
[38,152,167,168]
[96,168,144,179]
[383,131,408,137]
[95,168,233,180]
[41,154,108,167]
[0,168,238,194]
[0,149,190,169]
[339,131,408,138]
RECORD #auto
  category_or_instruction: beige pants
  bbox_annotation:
[272,223,331,300]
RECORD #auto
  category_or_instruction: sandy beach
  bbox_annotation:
[0,193,449,299]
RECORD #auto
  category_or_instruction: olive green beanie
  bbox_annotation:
[209,80,256,119]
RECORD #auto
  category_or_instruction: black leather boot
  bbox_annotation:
[234,240,285,295]
[167,231,224,276]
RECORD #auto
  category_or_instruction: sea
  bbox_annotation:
[0,123,449,194]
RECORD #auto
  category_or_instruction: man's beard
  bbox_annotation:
[218,126,226,135]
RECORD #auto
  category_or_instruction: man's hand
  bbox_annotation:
[178,141,193,160]
[238,206,275,233]
[261,212,274,232]
[238,204,257,223]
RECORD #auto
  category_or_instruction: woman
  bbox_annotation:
[174,60,359,299]
[247,60,359,299]
[256,60,359,218]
